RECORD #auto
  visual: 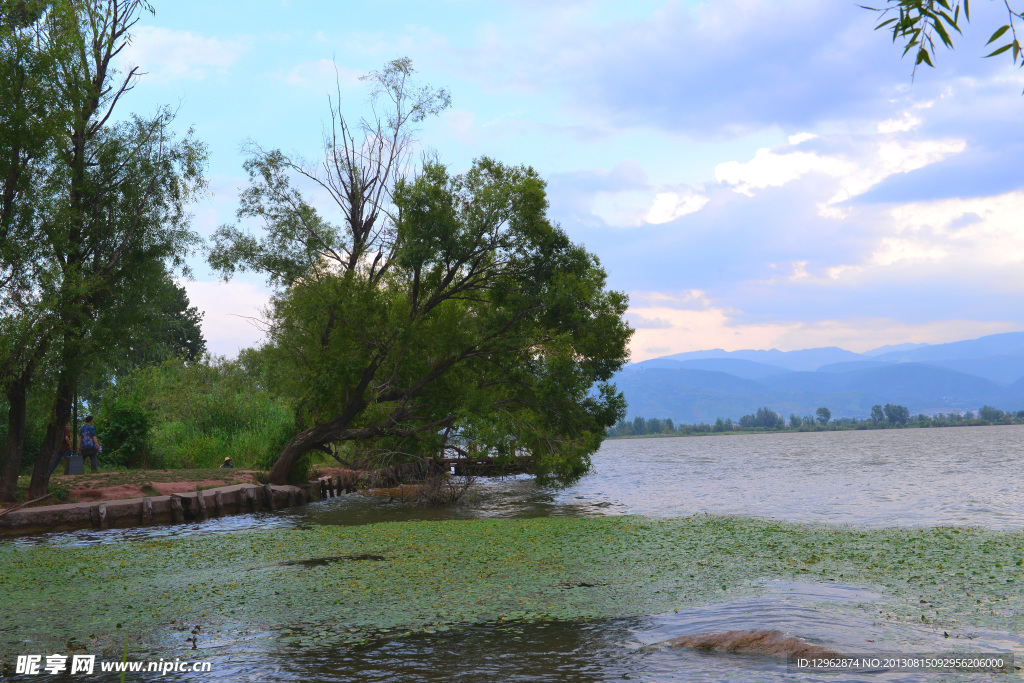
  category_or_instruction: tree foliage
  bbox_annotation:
[211,60,631,485]
[863,0,1024,78]
[737,406,785,430]
[883,403,911,425]
[0,1,208,500]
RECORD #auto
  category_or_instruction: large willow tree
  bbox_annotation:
[210,60,631,485]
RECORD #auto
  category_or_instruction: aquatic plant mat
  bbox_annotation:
[1,516,1022,661]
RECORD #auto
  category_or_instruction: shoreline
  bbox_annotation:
[607,420,1021,440]
[0,481,317,537]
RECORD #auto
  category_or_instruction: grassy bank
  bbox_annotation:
[1,516,1022,661]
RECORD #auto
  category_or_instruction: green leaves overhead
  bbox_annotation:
[863,1,1024,78]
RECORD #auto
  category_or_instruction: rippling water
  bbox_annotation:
[130,580,1023,682]
[8,426,1024,681]
[574,425,1024,528]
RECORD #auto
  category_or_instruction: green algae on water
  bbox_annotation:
[0,516,1022,657]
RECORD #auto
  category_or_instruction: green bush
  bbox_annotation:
[95,357,295,470]
[98,397,151,468]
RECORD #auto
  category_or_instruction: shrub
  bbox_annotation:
[98,397,151,468]
[95,357,295,469]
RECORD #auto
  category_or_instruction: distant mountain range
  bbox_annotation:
[616,331,1024,423]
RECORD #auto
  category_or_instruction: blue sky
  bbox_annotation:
[120,0,1024,360]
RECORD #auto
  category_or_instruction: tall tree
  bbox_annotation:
[0,1,207,500]
[1,0,68,502]
[211,60,631,485]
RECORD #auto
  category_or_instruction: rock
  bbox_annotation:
[195,490,208,520]
[244,486,257,513]
[169,496,185,523]
[651,630,842,659]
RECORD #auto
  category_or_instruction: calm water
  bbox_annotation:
[8,425,1024,680]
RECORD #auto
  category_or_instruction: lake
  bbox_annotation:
[7,425,1024,681]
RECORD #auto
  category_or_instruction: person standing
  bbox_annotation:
[79,415,101,473]
[49,422,73,475]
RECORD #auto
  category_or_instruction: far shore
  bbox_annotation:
[608,419,1021,440]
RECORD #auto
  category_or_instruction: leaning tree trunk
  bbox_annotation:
[0,374,31,503]
[27,373,73,499]
[268,398,369,485]
[268,429,322,485]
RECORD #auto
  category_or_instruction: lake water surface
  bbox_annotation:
[9,425,1024,681]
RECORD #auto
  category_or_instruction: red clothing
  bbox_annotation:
[60,426,71,451]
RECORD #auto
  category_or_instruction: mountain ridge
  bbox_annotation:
[618,331,1024,422]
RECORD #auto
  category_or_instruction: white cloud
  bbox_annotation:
[280,59,362,91]
[590,189,654,227]
[877,100,935,134]
[644,191,709,224]
[631,289,714,309]
[188,175,246,237]
[737,190,1024,291]
[877,112,922,134]
[715,148,852,196]
[826,264,859,281]
[789,261,809,280]
[181,279,271,357]
[126,27,248,82]
[441,109,478,146]
[787,132,817,145]
[626,291,1020,361]
[715,124,966,217]
[826,138,966,208]
[870,237,948,267]
[547,161,654,227]
[888,191,1024,266]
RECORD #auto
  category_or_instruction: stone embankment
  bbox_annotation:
[0,481,327,537]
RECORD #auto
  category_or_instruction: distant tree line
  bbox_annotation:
[608,404,1024,438]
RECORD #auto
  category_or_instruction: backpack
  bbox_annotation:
[81,428,95,449]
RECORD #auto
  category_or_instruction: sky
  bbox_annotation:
[118,0,1024,361]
